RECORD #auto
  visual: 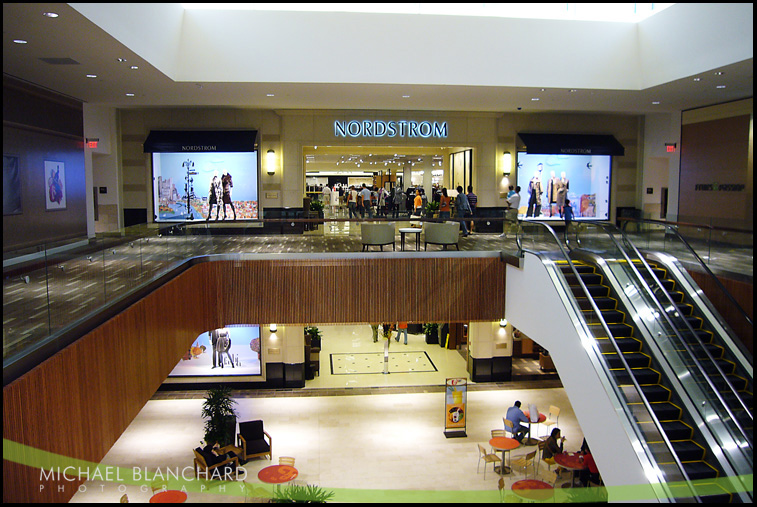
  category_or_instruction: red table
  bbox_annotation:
[512,479,554,501]
[149,490,187,503]
[258,464,298,484]
[554,452,587,488]
[523,411,546,445]
[489,436,520,475]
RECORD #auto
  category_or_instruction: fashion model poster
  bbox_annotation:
[169,325,262,377]
[44,160,66,210]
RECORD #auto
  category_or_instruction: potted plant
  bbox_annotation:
[423,323,439,344]
[309,200,325,219]
[424,200,439,219]
[305,326,322,349]
[201,386,238,447]
[272,483,335,503]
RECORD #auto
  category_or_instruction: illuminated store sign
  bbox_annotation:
[334,120,448,138]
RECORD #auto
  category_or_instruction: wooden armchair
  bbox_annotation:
[193,446,240,480]
[237,420,272,462]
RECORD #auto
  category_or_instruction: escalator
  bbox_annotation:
[639,258,754,443]
[556,258,732,502]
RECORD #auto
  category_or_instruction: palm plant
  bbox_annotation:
[201,386,238,446]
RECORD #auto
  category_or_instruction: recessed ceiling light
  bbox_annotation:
[13,39,27,44]
[714,71,724,76]
[86,74,97,79]
[693,77,701,82]
[540,88,546,92]
[117,58,127,62]
[43,12,59,18]
[531,98,540,101]
[402,95,410,98]
[130,66,139,70]
[266,93,275,97]
[652,101,660,105]
[569,89,578,92]
[125,93,135,97]
[716,85,726,89]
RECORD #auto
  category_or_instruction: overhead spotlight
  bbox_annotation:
[87,256,93,262]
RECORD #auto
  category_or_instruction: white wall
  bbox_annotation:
[505,253,656,500]
[642,113,681,220]
[83,104,121,232]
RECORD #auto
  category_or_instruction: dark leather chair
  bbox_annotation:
[237,420,272,462]
[193,446,239,480]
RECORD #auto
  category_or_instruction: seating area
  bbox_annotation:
[423,221,460,250]
[192,446,240,480]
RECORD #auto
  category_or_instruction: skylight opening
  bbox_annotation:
[181,3,674,23]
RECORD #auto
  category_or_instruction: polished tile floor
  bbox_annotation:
[70,325,580,503]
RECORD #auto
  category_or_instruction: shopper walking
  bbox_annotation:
[563,198,574,245]
[439,188,451,220]
[395,321,409,345]
[466,185,477,232]
[348,186,358,219]
[454,185,471,237]
[392,187,405,218]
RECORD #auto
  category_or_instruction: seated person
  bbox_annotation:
[543,428,566,477]
[579,443,601,487]
[505,400,530,443]
[202,441,238,471]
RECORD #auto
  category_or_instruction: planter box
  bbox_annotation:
[425,332,438,344]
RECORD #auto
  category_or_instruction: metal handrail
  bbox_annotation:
[618,216,753,235]
[517,222,698,501]
[595,223,753,441]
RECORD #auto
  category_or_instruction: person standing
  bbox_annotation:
[413,189,424,215]
[439,188,451,220]
[466,185,477,232]
[505,400,530,443]
[360,184,373,219]
[395,321,409,345]
[507,186,521,211]
[221,171,236,220]
[347,186,358,219]
[454,185,471,237]
[370,323,379,343]
[392,187,405,218]
[563,198,574,245]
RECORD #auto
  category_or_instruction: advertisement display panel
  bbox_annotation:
[152,151,258,221]
[169,325,261,377]
[516,153,611,219]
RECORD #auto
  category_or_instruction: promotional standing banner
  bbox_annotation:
[444,378,467,438]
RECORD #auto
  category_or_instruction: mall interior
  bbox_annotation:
[2,4,753,504]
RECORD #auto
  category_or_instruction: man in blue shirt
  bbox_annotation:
[563,199,574,245]
[505,400,530,443]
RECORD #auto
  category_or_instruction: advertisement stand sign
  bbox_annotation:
[444,378,467,438]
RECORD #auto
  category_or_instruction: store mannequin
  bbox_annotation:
[526,169,543,218]
[547,171,558,216]
[556,171,569,217]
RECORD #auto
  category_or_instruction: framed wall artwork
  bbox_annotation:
[44,160,66,210]
[3,154,22,215]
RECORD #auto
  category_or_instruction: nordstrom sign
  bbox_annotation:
[334,120,448,139]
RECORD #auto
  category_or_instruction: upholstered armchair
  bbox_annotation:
[360,222,395,251]
[423,221,460,250]
[237,420,272,462]
[193,446,240,480]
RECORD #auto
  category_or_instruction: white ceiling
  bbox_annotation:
[2,3,753,114]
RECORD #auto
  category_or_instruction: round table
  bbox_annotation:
[522,411,546,445]
[258,464,298,484]
[149,490,187,503]
[398,227,422,251]
[489,436,520,475]
[512,479,554,501]
[554,452,587,488]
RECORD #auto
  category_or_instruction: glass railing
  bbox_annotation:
[576,223,753,496]
[3,216,521,376]
[518,221,691,501]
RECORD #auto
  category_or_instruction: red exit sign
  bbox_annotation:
[665,143,676,153]
[86,138,99,149]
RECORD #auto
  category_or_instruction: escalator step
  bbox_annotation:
[565,273,604,285]
[712,375,748,392]
[691,343,725,360]
[571,285,609,298]
[585,309,626,323]
[640,384,671,402]
[595,337,642,353]
[589,322,634,337]
[667,291,685,303]
[605,352,651,369]
[679,316,704,329]
[576,297,616,311]
[671,441,706,462]
[559,263,595,274]
[615,368,660,386]
[674,303,694,317]
[650,401,682,421]
[682,461,719,481]
[659,420,693,440]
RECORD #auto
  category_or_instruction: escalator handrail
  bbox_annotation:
[619,218,752,329]
[595,223,753,439]
[518,222,698,501]
[618,216,753,236]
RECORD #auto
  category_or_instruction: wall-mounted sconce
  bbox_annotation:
[266,149,276,175]
[269,323,277,333]
[499,319,508,327]
[502,151,512,175]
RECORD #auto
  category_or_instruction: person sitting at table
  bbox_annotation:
[505,400,530,443]
[543,427,567,477]
[203,441,238,471]
[579,444,601,487]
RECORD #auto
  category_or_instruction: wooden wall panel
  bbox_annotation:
[3,256,505,503]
